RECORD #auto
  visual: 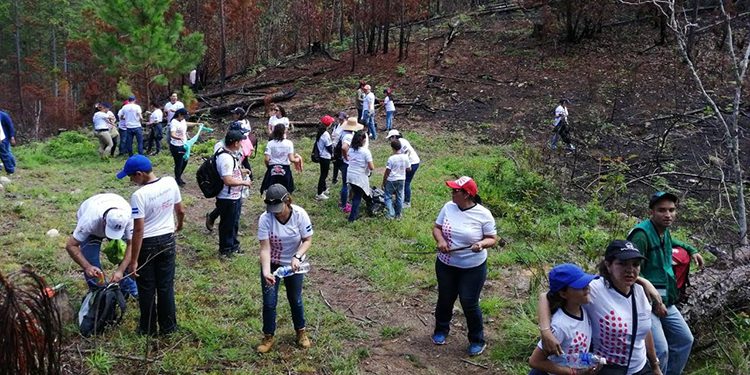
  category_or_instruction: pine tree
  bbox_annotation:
[87,0,205,102]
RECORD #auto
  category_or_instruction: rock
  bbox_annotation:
[46,229,60,237]
[0,176,10,184]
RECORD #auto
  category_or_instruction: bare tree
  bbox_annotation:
[621,0,749,245]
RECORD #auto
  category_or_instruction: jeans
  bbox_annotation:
[135,233,177,335]
[169,144,188,183]
[261,264,306,335]
[362,111,377,139]
[348,184,372,222]
[550,121,573,149]
[80,235,138,297]
[94,130,113,158]
[216,198,242,255]
[0,138,16,173]
[125,127,144,155]
[118,128,127,155]
[434,259,486,345]
[651,305,693,375]
[385,111,395,131]
[404,163,419,204]
[339,162,349,208]
[146,124,163,153]
[383,179,405,218]
[317,158,331,194]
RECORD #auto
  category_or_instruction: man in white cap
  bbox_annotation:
[65,193,138,298]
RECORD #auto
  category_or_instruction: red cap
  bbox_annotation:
[320,115,335,127]
[445,176,478,197]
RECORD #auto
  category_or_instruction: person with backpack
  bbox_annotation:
[314,115,334,200]
[260,123,300,195]
[330,111,348,185]
[213,130,253,257]
[336,117,365,213]
[381,138,411,219]
[65,193,139,299]
[550,99,575,151]
[117,155,185,335]
[626,192,704,375]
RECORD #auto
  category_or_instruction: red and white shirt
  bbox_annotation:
[435,202,496,268]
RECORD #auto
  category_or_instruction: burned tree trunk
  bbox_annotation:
[193,89,296,116]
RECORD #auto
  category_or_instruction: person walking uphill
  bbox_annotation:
[117,155,185,336]
[215,130,254,257]
[550,99,575,151]
[431,176,497,356]
[65,193,139,298]
[0,109,17,174]
[257,184,314,353]
[627,192,704,375]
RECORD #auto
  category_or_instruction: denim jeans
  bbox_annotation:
[434,259,486,345]
[80,235,138,297]
[404,163,419,204]
[385,111,395,131]
[261,264,306,335]
[118,128,127,155]
[0,138,16,173]
[125,127,144,155]
[383,179,405,218]
[362,111,377,139]
[339,162,349,208]
[135,233,177,335]
[348,184,372,222]
[146,124,163,153]
[317,158,331,195]
[169,144,188,183]
[216,198,242,255]
[651,305,693,375]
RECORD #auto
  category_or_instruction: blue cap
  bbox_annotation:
[128,95,136,101]
[116,155,152,179]
[549,263,598,293]
[228,121,249,134]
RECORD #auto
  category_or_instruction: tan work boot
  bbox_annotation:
[296,329,311,349]
[256,334,275,353]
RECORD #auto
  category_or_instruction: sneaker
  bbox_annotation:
[403,202,411,208]
[467,342,487,356]
[343,203,352,213]
[256,334,275,353]
[431,332,447,345]
[323,188,330,195]
[205,213,215,232]
[315,193,329,201]
[296,329,312,349]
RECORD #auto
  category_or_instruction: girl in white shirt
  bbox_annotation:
[345,131,374,222]
[260,124,301,195]
[267,105,290,134]
[383,88,396,131]
[168,108,199,186]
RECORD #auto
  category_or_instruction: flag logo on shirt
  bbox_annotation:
[132,207,140,215]
[305,224,312,233]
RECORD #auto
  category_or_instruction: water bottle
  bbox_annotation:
[273,262,311,278]
[241,175,251,199]
[564,353,607,369]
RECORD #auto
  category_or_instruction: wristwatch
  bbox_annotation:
[293,254,303,261]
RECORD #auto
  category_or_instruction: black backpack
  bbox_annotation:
[78,283,126,337]
[332,137,344,160]
[196,148,232,198]
[311,135,322,163]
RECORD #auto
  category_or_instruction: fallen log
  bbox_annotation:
[194,89,296,116]
[199,78,297,100]
[435,19,461,64]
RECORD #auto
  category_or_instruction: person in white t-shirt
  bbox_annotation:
[145,101,164,155]
[528,263,600,375]
[539,240,663,375]
[346,131,374,222]
[214,130,254,257]
[551,98,575,151]
[168,108,200,186]
[382,139,411,219]
[314,115,335,200]
[387,130,420,208]
[65,193,138,298]
[431,176,497,357]
[117,155,185,336]
[383,88,396,131]
[164,92,185,124]
[267,105,290,134]
[92,102,115,158]
[260,123,301,195]
[330,111,348,185]
[121,96,144,156]
[361,84,377,140]
[257,184,314,353]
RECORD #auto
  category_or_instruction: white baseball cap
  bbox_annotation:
[387,130,401,138]
[104,208,130,239]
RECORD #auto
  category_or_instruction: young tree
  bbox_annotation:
[87,0,206,103]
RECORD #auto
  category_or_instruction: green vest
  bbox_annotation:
[627,219,678,306]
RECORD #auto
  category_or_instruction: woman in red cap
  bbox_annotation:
[314,115,335,200]
[431,176,497,356]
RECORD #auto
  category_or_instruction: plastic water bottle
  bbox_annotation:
[273,262,311,278]
[564,353,607,369]
[241,175,251,199]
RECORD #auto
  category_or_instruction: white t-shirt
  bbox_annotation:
[586,279,652,375]
[264,139,294,165]
[317,132,333,160]
[435,202,496,268]
[331,123,345,145]
[346,147,372,182]
[363,92,375,112]
[237,119,251,132]
[216,150,242,200]
[340,131,355,164]
[169,119,188,146]
[121,103,143,128]
[93,111,111,130]
[268,116,290,133]
[130,177,182,238]
[164,101,185,123]
[117,107,127,129]
[397,138,420,165]
[554,105,569,126]
[537,308,593,367]
[386,154,410,181]
[384,95,396,112]
[73,193,133,242]
[257,204,314,266]
[149,108,163,124]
